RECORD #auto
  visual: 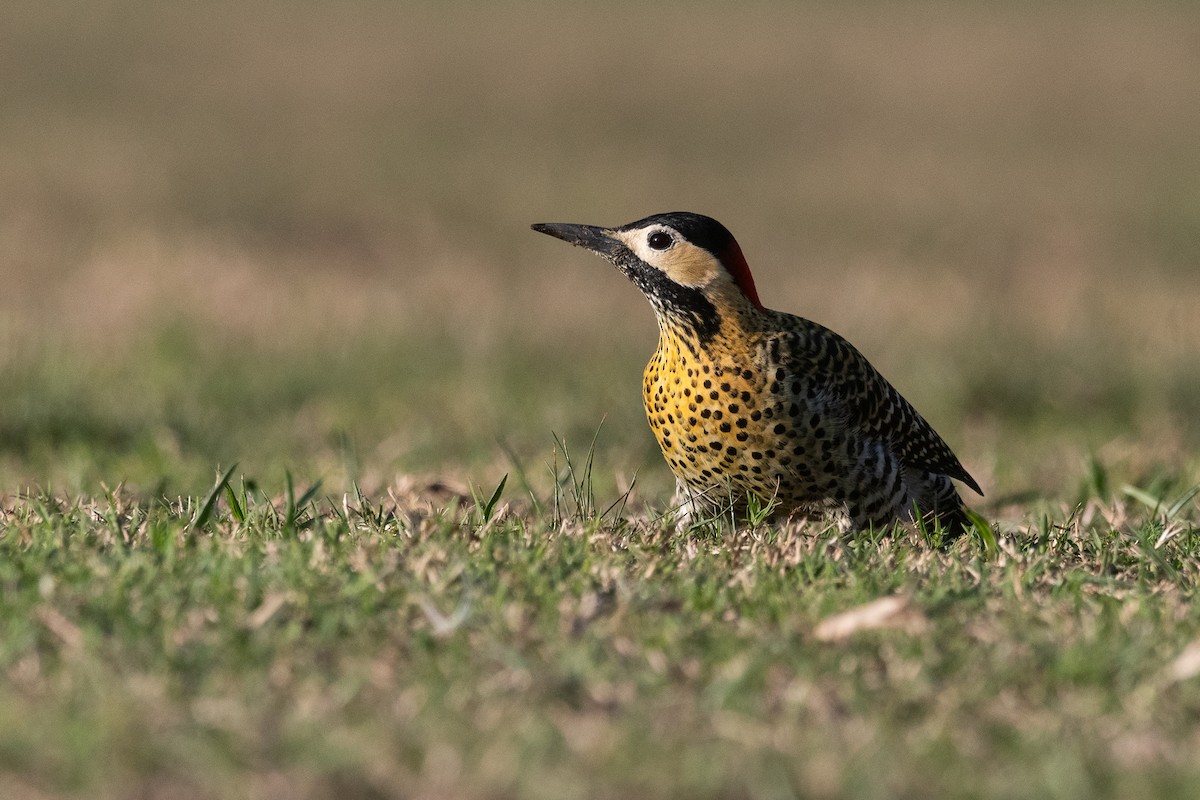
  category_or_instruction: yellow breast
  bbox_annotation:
[642,321,792,503]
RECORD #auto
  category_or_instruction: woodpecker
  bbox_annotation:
[531,212,982,533]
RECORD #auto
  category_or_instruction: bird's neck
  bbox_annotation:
[652,293,763,361]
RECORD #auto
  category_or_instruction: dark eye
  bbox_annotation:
[647,231,673,251]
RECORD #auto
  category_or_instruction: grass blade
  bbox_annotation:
[294,478,324,511]
[483,473,508,523]
[224,478,246,524]
[283,469,296,536]
[965,508,999,558]
[1122,484,1163,516]
[193,463,238,531]
[1166,484,1200,521]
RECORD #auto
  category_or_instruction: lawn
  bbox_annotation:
[2,2,1200,798]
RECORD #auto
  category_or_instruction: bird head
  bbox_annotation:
[532,212,763,340]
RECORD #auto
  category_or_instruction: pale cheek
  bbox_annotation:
[662,249,719,287]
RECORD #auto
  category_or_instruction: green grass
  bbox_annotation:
[2,471,1199,799]
[4,0,1200,797]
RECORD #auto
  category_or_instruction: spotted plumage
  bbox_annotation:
[532,212,982,533]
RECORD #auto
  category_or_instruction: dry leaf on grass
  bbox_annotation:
[813,595,928,642]
[1166,640,1200,683]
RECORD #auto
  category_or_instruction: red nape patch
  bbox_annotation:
[721,241,763,309]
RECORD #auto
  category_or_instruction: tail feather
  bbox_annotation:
[917,473,974,540]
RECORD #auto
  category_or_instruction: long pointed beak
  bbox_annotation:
[531,222,623,259]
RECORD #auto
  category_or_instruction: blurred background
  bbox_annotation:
[3,0,1199,508]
